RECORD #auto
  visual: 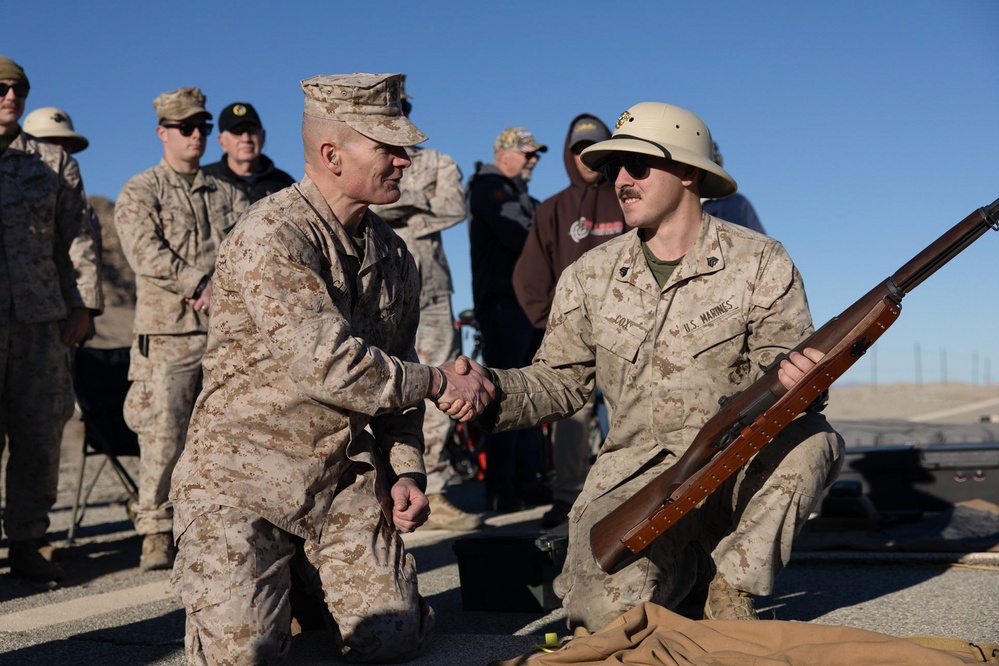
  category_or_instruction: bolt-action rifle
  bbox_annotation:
[590,197,999,574]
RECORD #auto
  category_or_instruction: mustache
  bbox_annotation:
[619,188,641,200]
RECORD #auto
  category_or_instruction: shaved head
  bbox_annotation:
[302,114,357,168]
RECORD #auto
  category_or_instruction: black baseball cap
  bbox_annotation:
[218,102,262,133]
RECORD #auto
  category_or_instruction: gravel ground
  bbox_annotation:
[1,382,997,664]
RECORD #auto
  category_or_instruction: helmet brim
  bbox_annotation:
[581,135,737,199]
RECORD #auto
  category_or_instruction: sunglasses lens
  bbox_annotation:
[600,157,622,182]
[623,154,648,179]
[600,154,650,182]
[0,83,29,98]
[166,122,213,137]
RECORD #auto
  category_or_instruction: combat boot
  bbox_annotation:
[703,572,758,620]
[10,539,65,582]
[423,494,483,531]
[140,532,175,572]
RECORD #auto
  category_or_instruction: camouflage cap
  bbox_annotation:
[152,87,211,122]
[494,127,547,154]
[0,56,28,86]
[300,73,426,147]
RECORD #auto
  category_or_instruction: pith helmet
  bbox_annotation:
[580,102,737,198]
[23,106,89,153]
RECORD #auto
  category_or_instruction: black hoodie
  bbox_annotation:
[512,114,625,329]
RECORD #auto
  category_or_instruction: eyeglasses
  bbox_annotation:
[521,150,541,160]
[226,125,260,137]
[161,121,213,137]
[0,82,30,99]
[600,153,650,183]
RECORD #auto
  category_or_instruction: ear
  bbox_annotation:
[319,140,341,173]
[155,125,168,143]
[680,164,700,188]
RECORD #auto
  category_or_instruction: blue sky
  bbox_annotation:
[7,1,998,385]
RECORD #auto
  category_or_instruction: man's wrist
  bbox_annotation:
[485,366,501,392]
[397,472,427,493]
[429,366,447,401]
[192,275,210,299]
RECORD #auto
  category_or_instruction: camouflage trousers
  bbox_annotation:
[172,465,434,664]
[0,316,74,541]
[555,412,844,631]
[124,333,205,536]
[550,391,598,505]
[414,296,460,496]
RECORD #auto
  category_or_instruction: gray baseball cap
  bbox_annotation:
[569,117,610,150]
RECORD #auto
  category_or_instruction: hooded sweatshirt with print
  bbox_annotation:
[512,114,625,329]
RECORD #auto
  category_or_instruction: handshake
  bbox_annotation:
[427,356,495,422]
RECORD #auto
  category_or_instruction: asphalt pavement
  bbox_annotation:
[1,417,997,665]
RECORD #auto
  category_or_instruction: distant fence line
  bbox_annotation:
[849,343,991,386]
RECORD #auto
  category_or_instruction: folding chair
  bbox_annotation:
[68,346,140,543]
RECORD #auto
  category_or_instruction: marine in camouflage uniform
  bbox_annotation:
[0,56,102,582]
[170,73,491,664]
[370,85,480,530]
[476,102,843,631]
[114,87,247,571]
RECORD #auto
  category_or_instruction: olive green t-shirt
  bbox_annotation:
[641,241,683,289]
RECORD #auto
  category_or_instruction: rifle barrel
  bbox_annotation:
[894,197,999,294]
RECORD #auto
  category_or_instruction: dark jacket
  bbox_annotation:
[702,193,765,234]
[466,162,538,309]
[512,114,625,329]
[202,154,296,204]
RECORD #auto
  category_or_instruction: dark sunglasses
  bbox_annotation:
[600,153,650,183]
[226,125,260,136]
[162,121,213,137]
[521,150,541,160]
[0,82,30,98]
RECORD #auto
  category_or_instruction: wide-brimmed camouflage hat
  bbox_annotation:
[300,73,426,147]
[580,102,736,198]
[153,87,211,122]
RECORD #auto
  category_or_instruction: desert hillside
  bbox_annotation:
[826,382,999,423]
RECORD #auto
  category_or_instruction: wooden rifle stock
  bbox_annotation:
[590,197,999,574]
